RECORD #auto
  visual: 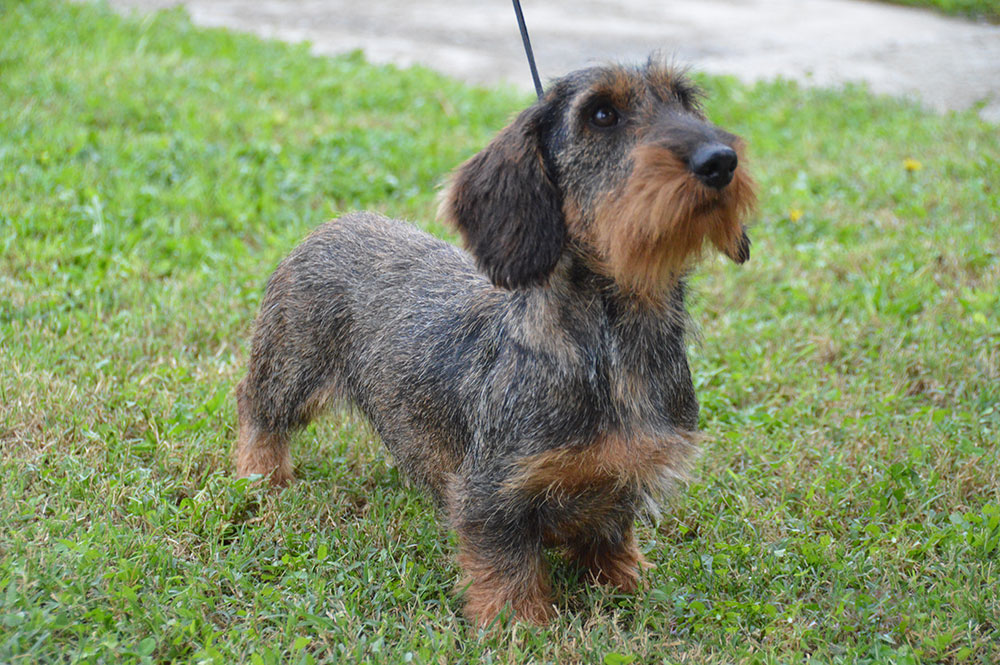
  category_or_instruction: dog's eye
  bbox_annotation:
[590,105,620,129]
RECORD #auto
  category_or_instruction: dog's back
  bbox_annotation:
[238,212,496,494]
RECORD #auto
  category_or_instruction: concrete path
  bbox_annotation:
[101,0,1000,121]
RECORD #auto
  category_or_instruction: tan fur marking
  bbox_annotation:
[501,430,698,500]
[644,66,697,108]
[645,66,679,95]
[568,527,652,592]
[455,541,555,627]
[590,143,756,301]
[569,68,641,118]
[234,425,293,488]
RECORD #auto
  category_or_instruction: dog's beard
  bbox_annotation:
[590,143,756,300]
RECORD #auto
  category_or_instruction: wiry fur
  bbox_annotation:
[234,59,757,627]
[592,143,754,298]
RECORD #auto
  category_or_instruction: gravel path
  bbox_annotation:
[100,0,1000,121]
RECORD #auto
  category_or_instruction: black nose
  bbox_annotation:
[689,143,738,189]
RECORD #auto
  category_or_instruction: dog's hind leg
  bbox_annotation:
[233,254,350,488]
[233,408,294,487]
[234,351,304,488]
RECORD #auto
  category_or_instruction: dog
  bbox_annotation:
[234,59,756,626]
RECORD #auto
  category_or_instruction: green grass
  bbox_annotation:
[882,0,1000,23]
[1,1,998,663]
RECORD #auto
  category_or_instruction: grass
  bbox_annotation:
[1,0,998,663]
[881,0,1000,22]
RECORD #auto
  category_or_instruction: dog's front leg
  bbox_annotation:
[446,475,554,627]
[565,519,650,592]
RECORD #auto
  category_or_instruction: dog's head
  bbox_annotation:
[439,59,756,298]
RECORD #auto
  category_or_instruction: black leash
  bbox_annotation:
[511,0,544,99]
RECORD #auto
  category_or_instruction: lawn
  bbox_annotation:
[1,1,998,663]
[887,0,1000,22]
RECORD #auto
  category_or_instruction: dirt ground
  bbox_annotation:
[98,0,1000,121]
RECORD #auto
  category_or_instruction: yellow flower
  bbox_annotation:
[903,158,922,172]
[788,208,803,222]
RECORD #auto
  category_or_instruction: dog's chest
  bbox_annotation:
[602,307,698,431]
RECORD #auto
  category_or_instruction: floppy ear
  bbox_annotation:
[439,106,565,289]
